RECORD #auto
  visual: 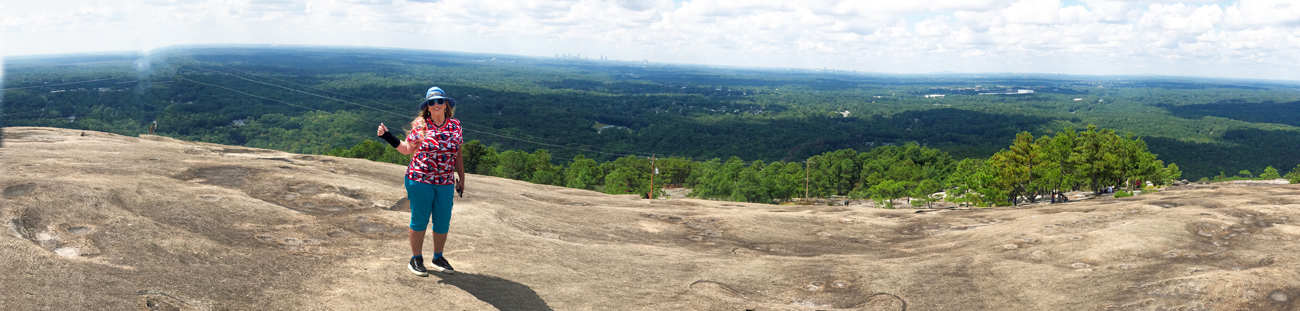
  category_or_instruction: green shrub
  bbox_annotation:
[1286,164,1300,184]
[1113,190,1134,198]
[1260,166,1281,180]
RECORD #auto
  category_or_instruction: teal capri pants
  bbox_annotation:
[405,178,455,233]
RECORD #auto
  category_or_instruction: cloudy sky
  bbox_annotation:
[3,0,1300,80]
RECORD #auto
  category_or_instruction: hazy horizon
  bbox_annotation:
[6,44,1300,85]
[5,0,1300,81]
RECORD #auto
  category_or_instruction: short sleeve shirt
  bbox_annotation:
[405,118,462,185]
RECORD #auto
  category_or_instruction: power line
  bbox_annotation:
[2,70,658,158]
[459,126,638,158]
[456,122,655,157]
[205,64,411,112]
[115,80,172,84]
[181,66,405,115]
[7,118,72,122]
[201,64,657,156]
[176,68,659,158]
[2,77,125,90]
[172,75,649,158]
[2,110,46,118]
[178,77,327,113]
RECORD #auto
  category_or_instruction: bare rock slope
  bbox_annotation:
[3,126,1300,310]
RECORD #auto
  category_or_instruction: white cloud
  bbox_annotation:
[3,0,1300,80]
[952,10,998,31]
[1139,3,1221,32]
[915,17,954,37]
[826,0,1015,16]
[1222,0,1300,29]
[1001,0,1062,25]
[1079,0,1140,23]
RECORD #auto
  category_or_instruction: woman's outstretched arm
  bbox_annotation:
[378,123,415,155]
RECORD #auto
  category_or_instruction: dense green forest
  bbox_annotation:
[4,46,1300,184]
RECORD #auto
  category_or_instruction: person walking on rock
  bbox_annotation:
[376,86,464,276]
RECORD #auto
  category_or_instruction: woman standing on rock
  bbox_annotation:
[376,86,464,276]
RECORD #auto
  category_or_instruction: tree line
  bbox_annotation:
[326,124,1300,207]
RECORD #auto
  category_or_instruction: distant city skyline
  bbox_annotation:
[4,0,1300,81]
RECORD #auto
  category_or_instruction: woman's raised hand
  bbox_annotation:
[377,123,388,136]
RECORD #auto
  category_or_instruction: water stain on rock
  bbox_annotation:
[4,183,36,198]
[174,166,251,188]
[855,293,907,311]
[358,222,390,234]
[1148,201,1181,208]
[690,280,750,303]
[1258,256,1275,267]
[298,186,320,195]
[6,215,36,243]
[388,198,410,212]
[67,226,92,235]
[136,290,197,311]
[1269,289,1289,302]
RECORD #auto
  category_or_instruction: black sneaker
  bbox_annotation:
[430,256,455,274]
[408,257,428,276]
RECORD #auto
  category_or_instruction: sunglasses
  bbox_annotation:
[427,99,447,105]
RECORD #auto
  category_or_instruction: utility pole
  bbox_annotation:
[805,160,813,200]
[649,154,657,200]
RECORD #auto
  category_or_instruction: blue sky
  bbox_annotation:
[3,0,1300,80]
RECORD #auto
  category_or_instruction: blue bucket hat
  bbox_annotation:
[420,86,456,108]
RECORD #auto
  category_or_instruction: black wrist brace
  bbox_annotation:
[379,131,401,148]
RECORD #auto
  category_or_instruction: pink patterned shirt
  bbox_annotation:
[405,118,462,185]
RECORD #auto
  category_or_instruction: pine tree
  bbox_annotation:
[461,140,495,174]
[946,158,993,207]
[810,149,860,197]
[1072,125,1120,194]
[731,160,769,203]
[986,150,1021,205]
[1162,163,1182,184]
[1003,132,1044,203]
[564,155,599,190]
[1286,165,1300,184]
[492,150,531,180]
[529,149,563,185]
[910,179,942,208]
[1260,166,1281,180]
[869,179,908,209]
[1120,134,1162,189]
[529,170,560,186]
[603,166,641,195]
[761,161,803,203]
[1037,128,1079,200]
[688,157,744,200]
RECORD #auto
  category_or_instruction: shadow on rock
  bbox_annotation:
[436,273,553,311]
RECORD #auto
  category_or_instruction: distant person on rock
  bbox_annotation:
[376,86,464,277]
